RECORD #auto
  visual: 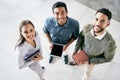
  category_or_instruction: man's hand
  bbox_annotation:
[49,42,53,50]
[80,60,89,64]
[63,44,69,51]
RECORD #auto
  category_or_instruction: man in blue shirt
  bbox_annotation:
[43,1,79,64]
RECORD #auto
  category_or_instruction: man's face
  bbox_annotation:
[53,7,68,26]
[93,12,110,33]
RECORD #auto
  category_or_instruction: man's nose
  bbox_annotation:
[58,14,63,18]
[95,21,100,26]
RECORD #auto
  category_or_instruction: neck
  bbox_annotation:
[94,30,105,36]
[27,40,36,47]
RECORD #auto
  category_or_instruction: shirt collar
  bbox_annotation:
[90,28,106,40]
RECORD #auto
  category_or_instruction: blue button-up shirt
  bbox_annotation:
[43,17,79,45]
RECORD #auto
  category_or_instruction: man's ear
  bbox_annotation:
[107,21,110,27]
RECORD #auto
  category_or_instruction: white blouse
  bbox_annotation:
[15,33,42,69]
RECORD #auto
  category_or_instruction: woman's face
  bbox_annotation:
[21,24,35,43]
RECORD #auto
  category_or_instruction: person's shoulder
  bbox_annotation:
[35,32,41,40]
[45,17,56,25]
[84,24,93,28]
[45,17,55,22]
[15,44,24,52]
[105,31,116,46]
[68,17,79,23]
[68,17,79,27]
[83,24,93,32]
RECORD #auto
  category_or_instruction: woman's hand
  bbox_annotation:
[32,52,43,61]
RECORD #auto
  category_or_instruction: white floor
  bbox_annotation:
[0,0,120,80]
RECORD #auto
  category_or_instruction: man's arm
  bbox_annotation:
[63,38,75,51]
[44,33,52,43]
[74,31,84,53]
[89,45,116,64]
[44,33,53,49]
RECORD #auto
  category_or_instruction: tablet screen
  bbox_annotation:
[50,44,63,57]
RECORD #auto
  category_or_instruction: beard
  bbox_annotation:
[93,25,105,33]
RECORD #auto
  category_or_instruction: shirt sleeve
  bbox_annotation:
[43,18,49,33]
[89,40,117,64]
[72,21,79,40]
[15,47,34,69]
[74,30,84,52]
[35,32,43,56]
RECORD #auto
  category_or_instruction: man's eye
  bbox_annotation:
[101,20,105,23]
[24,31,28,34]
[56,13,59,15]
[96,18,98,21]
[30,29,33,32]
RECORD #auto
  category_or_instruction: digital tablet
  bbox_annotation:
[24,49,40,62]
[50,43,63,57]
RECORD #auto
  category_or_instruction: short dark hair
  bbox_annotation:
[96,8,112,21]
[52,2,68,13]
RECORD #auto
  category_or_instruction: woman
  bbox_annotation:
[15,20,45,80]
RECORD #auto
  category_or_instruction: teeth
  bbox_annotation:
[28,36,33,39]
